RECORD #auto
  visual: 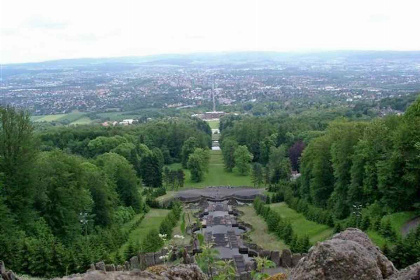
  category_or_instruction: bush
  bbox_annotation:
[141,229,164,253]
[253,197,311,253]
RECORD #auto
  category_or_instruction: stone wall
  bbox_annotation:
[89,247,195,273]
[242,244,304,268]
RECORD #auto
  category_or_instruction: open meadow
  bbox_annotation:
[167,150,253,189]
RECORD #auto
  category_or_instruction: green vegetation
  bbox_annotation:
[220,96,420,268]
[240,206,288,250]
[168,150,253,188]
[187,148,210,182]
[207,120,220,129]
[32,113,67,122]
[234,145,253,175]
[32,111,92,125]
[253,198,312,253]
[0,110,212,277]
[117,209,169,256]
[269,203,333,243]
[70,116,92,125]
[383,212,417,234]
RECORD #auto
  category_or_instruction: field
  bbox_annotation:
[32,111,93,125]
[167,150,253,188]
[239,205,288,250]
[70,116,92,125]
[269,202,333,243]
[32,114,67,122]
[117,209,170,255]
[97,111,142,121]
[206,119,220,129]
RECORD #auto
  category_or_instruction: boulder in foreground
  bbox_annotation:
[54,264,207,280]
[290,228,397,280]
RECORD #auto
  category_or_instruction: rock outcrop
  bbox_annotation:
[55,264,207,280]
[0,261,19,280]
[290,228,397,280]
[332,228,396,278]
[388,262,420,280]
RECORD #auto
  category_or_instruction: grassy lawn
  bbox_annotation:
[270,202,333,244]
[167,150,253,188]
[206,120,220,129]
[117,209,170,255]
[240,205,289,250]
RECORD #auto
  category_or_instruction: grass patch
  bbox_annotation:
[33,114,67,122]
[156,191,177,203]
[97,111,141,121]
[269,202,333,243]
[32,110,89,124]
[383,211,417,234]
[212,133,220,141]
[117,209,170,255]
[70,116,92,125]
[167,150,253,188]
[172,212,192,246]
[240,205,288,250]
[366,230,388,248]
[206,120,220,129]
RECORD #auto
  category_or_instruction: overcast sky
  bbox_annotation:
[1,0,420,64]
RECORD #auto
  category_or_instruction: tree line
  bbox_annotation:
[220,95,420,268]
[0,108,211,277]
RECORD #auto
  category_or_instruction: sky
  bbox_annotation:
[1,0,420,64]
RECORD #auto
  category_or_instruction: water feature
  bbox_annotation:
[192,200,254,273]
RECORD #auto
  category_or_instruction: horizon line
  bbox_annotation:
[3,49,420,66]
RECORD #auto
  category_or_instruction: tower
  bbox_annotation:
[212,80,216,112]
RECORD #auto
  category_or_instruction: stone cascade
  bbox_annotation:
[192,200,305,279]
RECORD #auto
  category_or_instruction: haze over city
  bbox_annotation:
[1,0,420,64]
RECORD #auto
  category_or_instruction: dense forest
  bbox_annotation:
[220,95,420,268]
[0,111,211,277]
[1,94,419,277]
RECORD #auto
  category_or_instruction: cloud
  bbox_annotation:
[1,0,420,63]
[23,16,69,29]
[368,14,390,23]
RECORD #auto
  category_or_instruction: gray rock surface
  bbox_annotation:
[260,250,271,258]
[270,251,280,266]
[55,264,207,280]
[105,264,115,272]
[95,262,105,271]
[145,252,156,267]
[129,256,139,270]
[289,228,398,280]
[291,253,302,267]
[332,228,396,278]
[281,249,292,267]
[0,262,19,280]
[290,239,383,280]
[389,262,420,280]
